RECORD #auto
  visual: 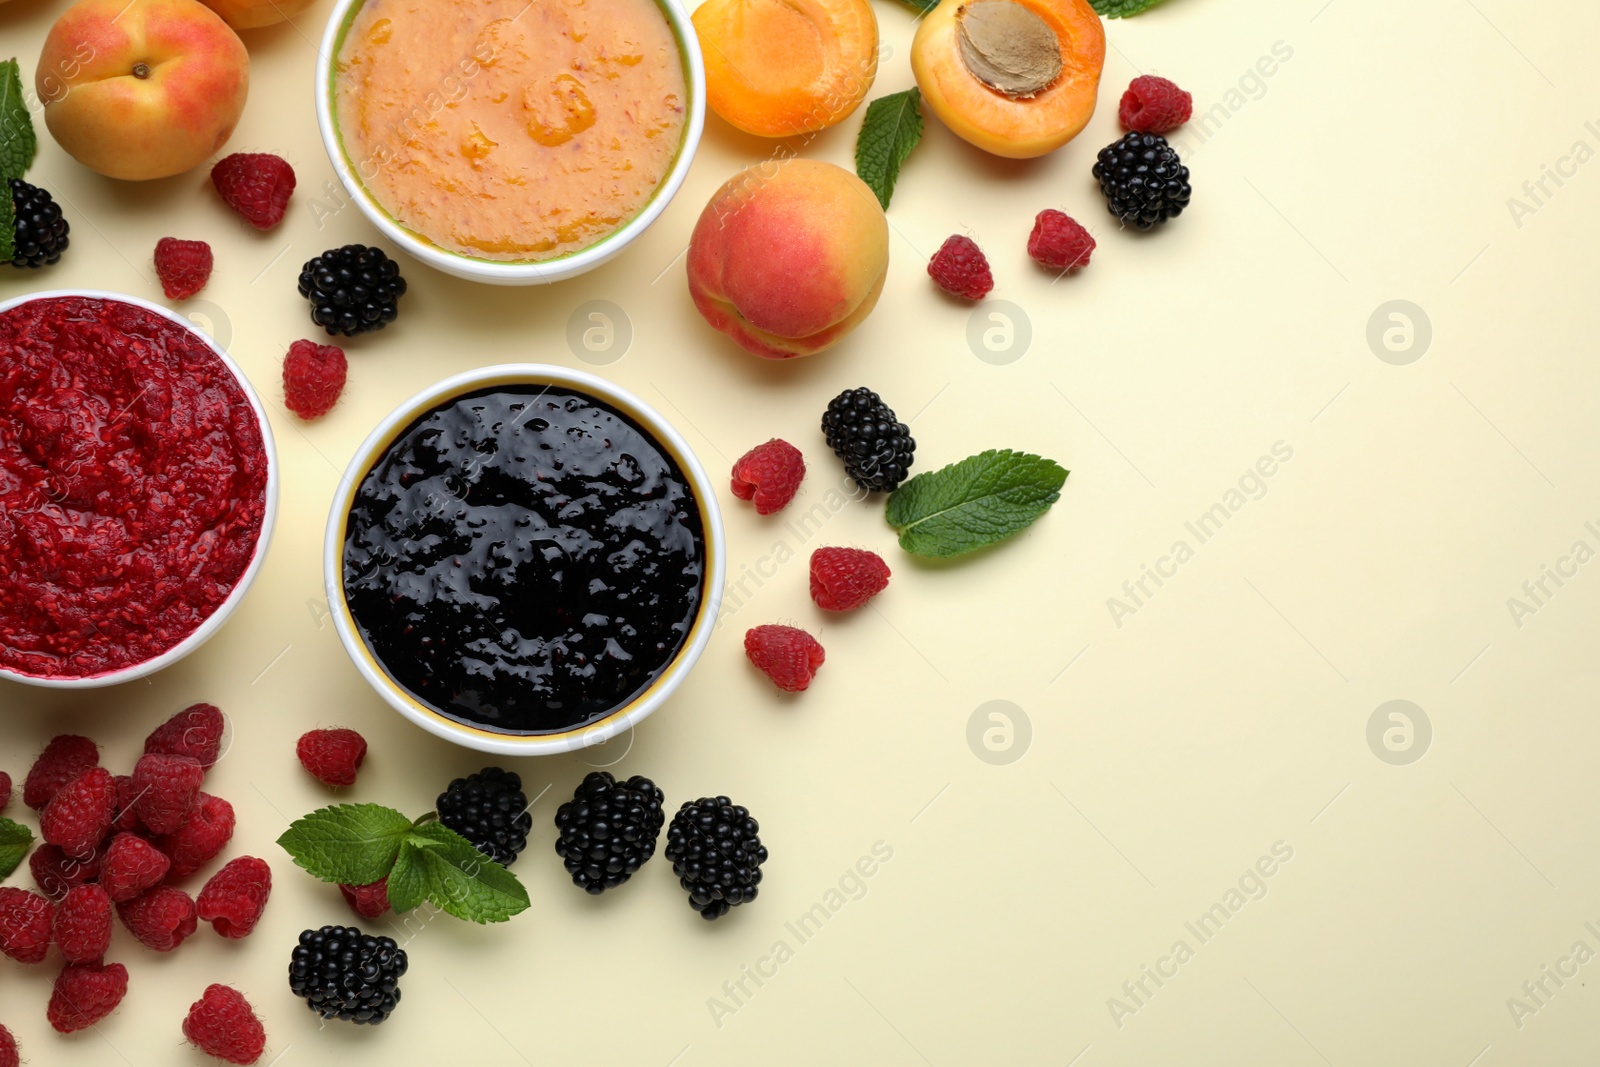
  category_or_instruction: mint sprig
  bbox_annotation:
[0,817,35,881]
[1091,0,1172,17]
[886,449,1068,557]
[0,59,37,182]
[855,88,924,210]
[278,803,530,925]
[0,183,13,264]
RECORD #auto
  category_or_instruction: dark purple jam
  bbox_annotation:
[342,386,704,734]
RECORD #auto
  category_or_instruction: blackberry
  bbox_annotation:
[297,244,406,336]
[821,387,915,493]
[436,767,532,867]
[553,772,665,894]
[1093,132,1191,230]
[7,179,69,269]
[288,925,407,1025]
[664,796,768,920]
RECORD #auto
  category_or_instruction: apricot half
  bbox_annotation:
[693,0,878,138]
[911,0,1104,159]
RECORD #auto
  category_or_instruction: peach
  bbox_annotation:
[198,0,317,30]
[38,0,249,181]
[687,158,888,359]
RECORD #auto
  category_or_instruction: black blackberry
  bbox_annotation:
[1093,132,1191,230]
[821,387,915,493]
[288,925,408,1025]
[664,795,768,920]
[297,244,406,336]
[7,179,69,269]
[436,767,532,867]
[553,772,665,894]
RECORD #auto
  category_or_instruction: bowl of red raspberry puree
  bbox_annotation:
[0,291,278,687]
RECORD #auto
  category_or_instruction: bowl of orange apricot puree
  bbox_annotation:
[315,0,704,284]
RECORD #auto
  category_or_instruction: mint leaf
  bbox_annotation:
[391,822,529,924]
[277,804,413,886]
[855,88,924,210]
[0,181,12,264]
[1091,0,1171,17]
[886,449,1068,558]
[890,0,938,12]
[0,59,36,181]
[0,817,33,880]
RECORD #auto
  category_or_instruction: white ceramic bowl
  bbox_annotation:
[313,0,706,285]
[324,364,725,755]
[0,290,279,689]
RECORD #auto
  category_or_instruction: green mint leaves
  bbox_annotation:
[277,803,530,925]
[0,818,34,880]
[1091,0,1172,17]
[855,88,924,210]
[886,450,1068,557]
[890,0,939,12]
[0,185,13,264]
[0,59,36,183]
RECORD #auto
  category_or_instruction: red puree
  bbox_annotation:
[0,297,268,678]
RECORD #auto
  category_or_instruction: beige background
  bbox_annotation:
[3,0,1600,1062]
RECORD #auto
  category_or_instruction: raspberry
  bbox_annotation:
[155,792,236,881]
[184,984,268,1065]
[110,774,143,834]
[0,1023,16,1067]
[118,886,198,952]
[1118,74,1192,134]
[339,877,392,919]
[144,702,227,769]
[928,235,994,300]
[731,439,806,515]
[1027,210,1096,273]
[295,727,367,786]
[0,887,54,963]
[23,735,98,810]
[282,339,348,420]
[744,625,826,692]
[0,770,11,813]
[40,767,115,859]
[47,960,129,1033]
[809,547,891,611]
[211,152,296,230]
[196,857,272,939]
[153,237,213,299]
[30,843,100,901]
[52,884,113,964]
[101,832,172,903]
[132,753,204,835]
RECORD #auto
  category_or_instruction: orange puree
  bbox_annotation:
[335,0,687,261]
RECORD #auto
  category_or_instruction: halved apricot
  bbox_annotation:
[911,0,1104,159]
[693,0,879,138]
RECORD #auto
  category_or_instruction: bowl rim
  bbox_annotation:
[323,363,725,756]
[313,0,707,284]
[0,289,280,689]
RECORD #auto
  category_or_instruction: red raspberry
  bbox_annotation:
[0,1023,17,1067]
[41,767,115,859]
[1118,74,1192,134]
[110,773,143,834]
[118,886,197,952]
[184,984,267,1065]
[155,792,236,881]
[283,339,348,420]
[132,753,204,835]
[30,843,100,901]
[196,857,272,939]
[928,235,994,300]
[339,877,392,919]
[145,702,227,769]
[296,728,367,786]
[211,152,296,230]
[0,887,54,964]
[47,959,129,1033]
[809,547,891,611]
[744,625,826,692]
[0,770,11,813]
[153,237,213,299]
[731,438,806,515]
[101,832,172,903]
[1027,210,1096,273]
[52,884,113,964]
[23,735,98,810]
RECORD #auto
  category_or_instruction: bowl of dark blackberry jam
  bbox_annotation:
[325,365,724,755]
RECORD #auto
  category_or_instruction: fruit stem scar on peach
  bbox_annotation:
[955,0,1061,99]
[132,63,151,78]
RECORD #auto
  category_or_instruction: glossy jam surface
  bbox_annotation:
[334,0,688,262]
[343,387,705,734]
[0,297,269,678]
